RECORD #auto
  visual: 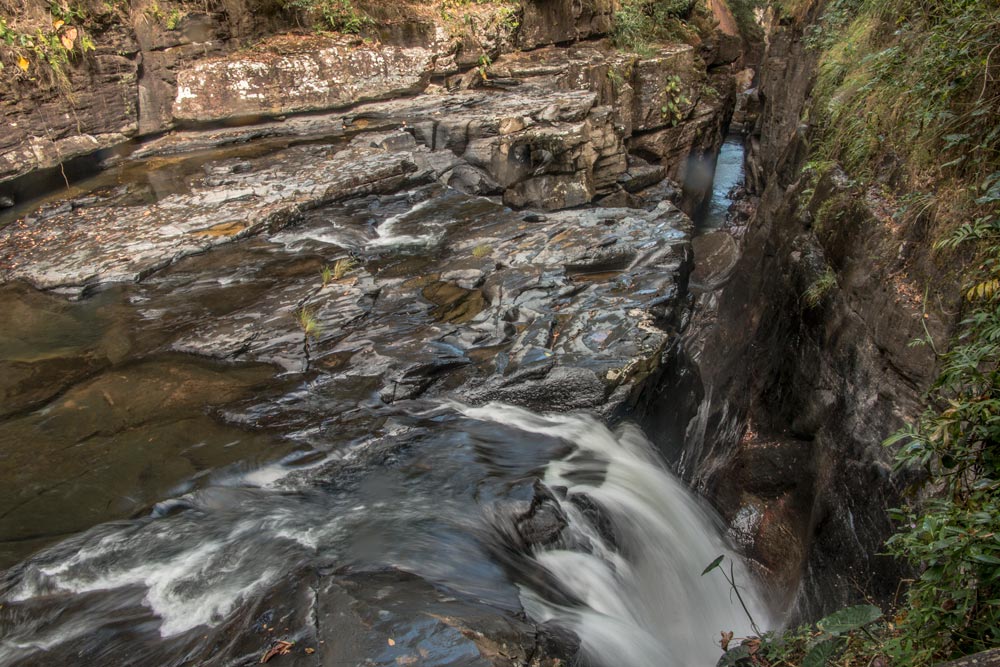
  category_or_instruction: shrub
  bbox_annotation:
[879,215,1000,664]
[611,0,697,53]
[283,0,372,33]
[803,267,837,308]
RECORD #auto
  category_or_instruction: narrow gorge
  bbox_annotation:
[0,0,996,665]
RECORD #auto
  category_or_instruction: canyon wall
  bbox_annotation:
[680,1,961,621]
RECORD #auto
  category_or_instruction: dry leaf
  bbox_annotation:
[260,640,294,663]
[16,56,29,71]
[52,18,65,30]
[387,638,395,646]
[304,647,315,655]
[60,26,78,50]
[719,630,734,651]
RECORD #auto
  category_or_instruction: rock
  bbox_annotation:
[690,231,740,291]
[504,172,594,209]
[619,157,668,193]
[0,142,422,293]
[135,13,231,134]
[173,35,436,123]
[596,188,644,208]
[681,17,954,621]
[632,46,699,133]
[0,356,283,561]
[489,479,568,549]
[0,50,139,184]
[444,163,503,195]
[518,0,614,49]
[634,177,683,207]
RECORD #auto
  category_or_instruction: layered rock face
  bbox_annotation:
[0,3,757,662]
[0,0,743,213]
[679,5,958,620]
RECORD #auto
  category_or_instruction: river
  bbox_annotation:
[0,117,764,666]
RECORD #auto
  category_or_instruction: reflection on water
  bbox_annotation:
[697,136,745,231]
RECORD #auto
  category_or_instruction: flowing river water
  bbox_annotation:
[0,124,765,666]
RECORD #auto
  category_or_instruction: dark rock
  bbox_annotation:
[679,17,956,621]
[618,157,667,193]
[518,0,614,49]
[445,164,503,195]
[596,189,643,208]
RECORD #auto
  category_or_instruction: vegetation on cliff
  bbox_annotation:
[0,0,97,85]
[809,0,1000,659]
[724,0,1000,665]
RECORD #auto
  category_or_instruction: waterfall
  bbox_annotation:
[459,403,770,667]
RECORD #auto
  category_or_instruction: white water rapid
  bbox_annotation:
[459,403,771,667]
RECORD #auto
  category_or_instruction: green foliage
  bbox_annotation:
[727,606,884,666]
[165,8,183,29]
[809,0,1000,191]
[296,307,320,339]
[0,9,94,85]
[800,636,844,667]
[283,0,372,34]
[471,243,492,258]
[659,73,692,125]
[727,0,764,42]
[803,267,837,308]
[477,52,491,80]
[606,65,626,90]
[878,211,1000,664]
[611,0,696,53]
[775,1,1000,653]
[815,604,882,636]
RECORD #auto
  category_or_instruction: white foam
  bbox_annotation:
[458,402,772,667]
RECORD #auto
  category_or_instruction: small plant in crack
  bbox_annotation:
[296,307,321,339]
[477,52,492,81]
[333,257,356,280]
[472,244,493,258]
[803,268,837,308]
[659,75,692,127]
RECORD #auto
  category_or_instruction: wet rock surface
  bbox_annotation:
[0,74,695,663]
[0,8,758,659]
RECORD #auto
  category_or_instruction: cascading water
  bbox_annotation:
[1,140,769,665]
[459,404,770,667]
[1,400,768,666]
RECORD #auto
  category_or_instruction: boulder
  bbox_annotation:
[173,35,436,123]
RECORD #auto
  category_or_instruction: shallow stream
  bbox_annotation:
[0,127,763,666]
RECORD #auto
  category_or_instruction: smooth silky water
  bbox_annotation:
[1,402,768,666]
[0,135,767,666]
